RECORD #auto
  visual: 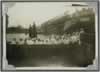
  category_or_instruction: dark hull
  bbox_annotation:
[7,43,95,67]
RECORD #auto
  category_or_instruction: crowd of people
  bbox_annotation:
[7,31,81,45]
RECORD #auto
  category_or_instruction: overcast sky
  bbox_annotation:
[4,2,96,28]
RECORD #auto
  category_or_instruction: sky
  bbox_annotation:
[5,2,95,28]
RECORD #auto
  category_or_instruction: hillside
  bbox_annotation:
[40,8,95,35]
[41,14,71,35]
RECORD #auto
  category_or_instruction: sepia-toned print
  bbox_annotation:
[2,2,98,70]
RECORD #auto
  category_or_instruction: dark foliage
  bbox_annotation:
[7,26,28,33]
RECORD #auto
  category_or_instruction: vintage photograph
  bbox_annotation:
[2,1,98,69]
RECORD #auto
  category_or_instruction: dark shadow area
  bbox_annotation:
[7,43,94,67]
